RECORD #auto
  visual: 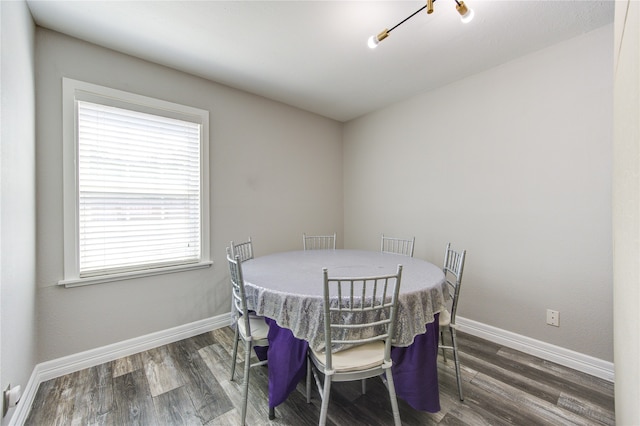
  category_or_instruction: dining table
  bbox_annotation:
[240,249,448,415]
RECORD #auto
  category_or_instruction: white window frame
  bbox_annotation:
[60,78,211,288]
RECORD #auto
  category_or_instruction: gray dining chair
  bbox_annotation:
[380,234,415,257]
[439,242,467,401]
[303,233,336,250]
[306,265,403,426]
[231,237,254,262]
[227,247,269,425]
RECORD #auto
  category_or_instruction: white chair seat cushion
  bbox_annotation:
[311,341,385,372]
[439,309,451,327]
[238,316,269,340]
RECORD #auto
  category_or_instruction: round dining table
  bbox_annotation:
[240,249,448,414]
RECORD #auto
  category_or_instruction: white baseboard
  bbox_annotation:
[9,313,231,426]
[456,316,614,382]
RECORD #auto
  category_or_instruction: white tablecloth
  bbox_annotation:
[241,249,447,352]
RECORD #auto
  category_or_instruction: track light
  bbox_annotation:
[456,1,474,23]
[368,0,474,49]
[368,29,389,49]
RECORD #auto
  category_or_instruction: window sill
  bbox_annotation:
[57,261,213,288]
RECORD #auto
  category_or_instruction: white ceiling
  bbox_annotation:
[26,0,614,122]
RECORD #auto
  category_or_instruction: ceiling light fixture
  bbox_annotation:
[368,0,474,49]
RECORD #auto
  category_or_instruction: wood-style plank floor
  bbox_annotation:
[24,328,614,425]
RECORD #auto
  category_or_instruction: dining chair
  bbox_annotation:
[380,234,415,257]
[439,242,467,401]
[231,237,254,262]
[303,233,336,250]
[226,247,269,425]
[306,265,404,426]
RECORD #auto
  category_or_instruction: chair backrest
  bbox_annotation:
[303,233,336,250]
[226,247,254,337]
[231,237,254,262]
[442,243,466,325]
[380,234,415,257]
[321,265,403,371]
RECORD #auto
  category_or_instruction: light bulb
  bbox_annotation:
[460,8,474,23]
[368,35,379,49]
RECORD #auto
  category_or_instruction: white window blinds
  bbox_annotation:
[77,101,202,277]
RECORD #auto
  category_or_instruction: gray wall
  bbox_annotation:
[343,25,613,362]
[1,1,37,424]
[34,29,343,362]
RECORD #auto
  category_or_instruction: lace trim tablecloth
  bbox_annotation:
[241,249,448,352]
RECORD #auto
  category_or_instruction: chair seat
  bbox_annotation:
[238,316,270,340]
[311,341,385,372]
[439,309,451,327]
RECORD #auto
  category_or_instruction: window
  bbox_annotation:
[60,79,210,287]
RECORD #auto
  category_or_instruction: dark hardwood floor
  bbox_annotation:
[24,327,614,425]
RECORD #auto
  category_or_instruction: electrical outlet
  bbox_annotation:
[3,384,21,418]
[546,309,560,327]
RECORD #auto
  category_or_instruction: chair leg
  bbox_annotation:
[440,329,447,362]
[450,327,464,401]
[361,378,367,395]
[240,341,252,426]
[306,356,312,403]
[230,326,240,380]
[384,367,402,426]
[318,375,332,426]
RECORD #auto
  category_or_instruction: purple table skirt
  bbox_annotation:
[261,314,441,413]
